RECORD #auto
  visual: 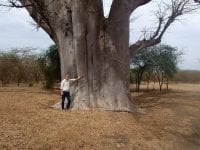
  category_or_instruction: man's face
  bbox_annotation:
[65,74,69,79]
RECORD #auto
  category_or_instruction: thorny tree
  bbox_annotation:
[0,0,199,111]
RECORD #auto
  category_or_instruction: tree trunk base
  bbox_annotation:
[50,100,146,114]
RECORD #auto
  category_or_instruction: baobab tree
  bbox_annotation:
[0,0,199,111]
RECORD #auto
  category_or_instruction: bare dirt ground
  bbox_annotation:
[0,83,200,150]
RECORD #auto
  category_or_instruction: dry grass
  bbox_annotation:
[172,70,200,83]
[0,83,200,149]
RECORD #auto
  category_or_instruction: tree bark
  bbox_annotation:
[70,0,133,111]
[19,0,151,111]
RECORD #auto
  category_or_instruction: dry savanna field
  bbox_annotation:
[0,83,200,149]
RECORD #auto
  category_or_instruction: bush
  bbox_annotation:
[172,70,200,83]
[38,45,61,89]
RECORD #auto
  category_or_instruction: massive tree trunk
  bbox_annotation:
[20,0,151,111]
[71,0,132,111]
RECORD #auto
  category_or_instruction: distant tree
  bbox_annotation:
[38,45,61,89]
[0,48,42,86]
[151,45,182,91]
[131,48,154,92]
[23,54,42,84]
[11,47,39,86]
[172,70,200,83]
[0,52,18,86]
[131,44,182,92]
[142,70,153,91]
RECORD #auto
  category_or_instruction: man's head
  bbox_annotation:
[65,73,69,79]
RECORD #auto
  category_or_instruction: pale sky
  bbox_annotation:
[0,0,200,70]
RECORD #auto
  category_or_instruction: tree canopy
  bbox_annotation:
[38,45,61,89]
[131,44,182,92]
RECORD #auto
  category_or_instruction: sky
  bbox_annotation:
[0,7,54,50]
[0,0,200,70]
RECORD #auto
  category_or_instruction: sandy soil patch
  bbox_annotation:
[0,84,200,149]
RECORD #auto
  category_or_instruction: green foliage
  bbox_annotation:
[130,70,135,83]
[131,44,182,92]
[151,45,181,78]
[131,48,155,92]
[38,45,61,89]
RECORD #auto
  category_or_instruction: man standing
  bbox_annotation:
[60,73,81,110]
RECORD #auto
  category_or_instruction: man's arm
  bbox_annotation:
[69,76,82,82]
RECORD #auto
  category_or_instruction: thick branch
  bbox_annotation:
[129,39,161,57]
[0,0,55,39]
[129,0,199,58]
[0,3,32,8]
[0,0,32,8]
[109,0,152,19]
[24,1,57,41]
[19,0,74,42]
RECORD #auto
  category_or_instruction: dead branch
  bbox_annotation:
[0,0,32,8]
[129,0,200,57]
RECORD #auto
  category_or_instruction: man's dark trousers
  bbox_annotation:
[61,91,71,110]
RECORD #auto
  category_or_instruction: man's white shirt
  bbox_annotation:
[60,79,76,92]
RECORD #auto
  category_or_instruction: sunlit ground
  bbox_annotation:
[0,83,200,149]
